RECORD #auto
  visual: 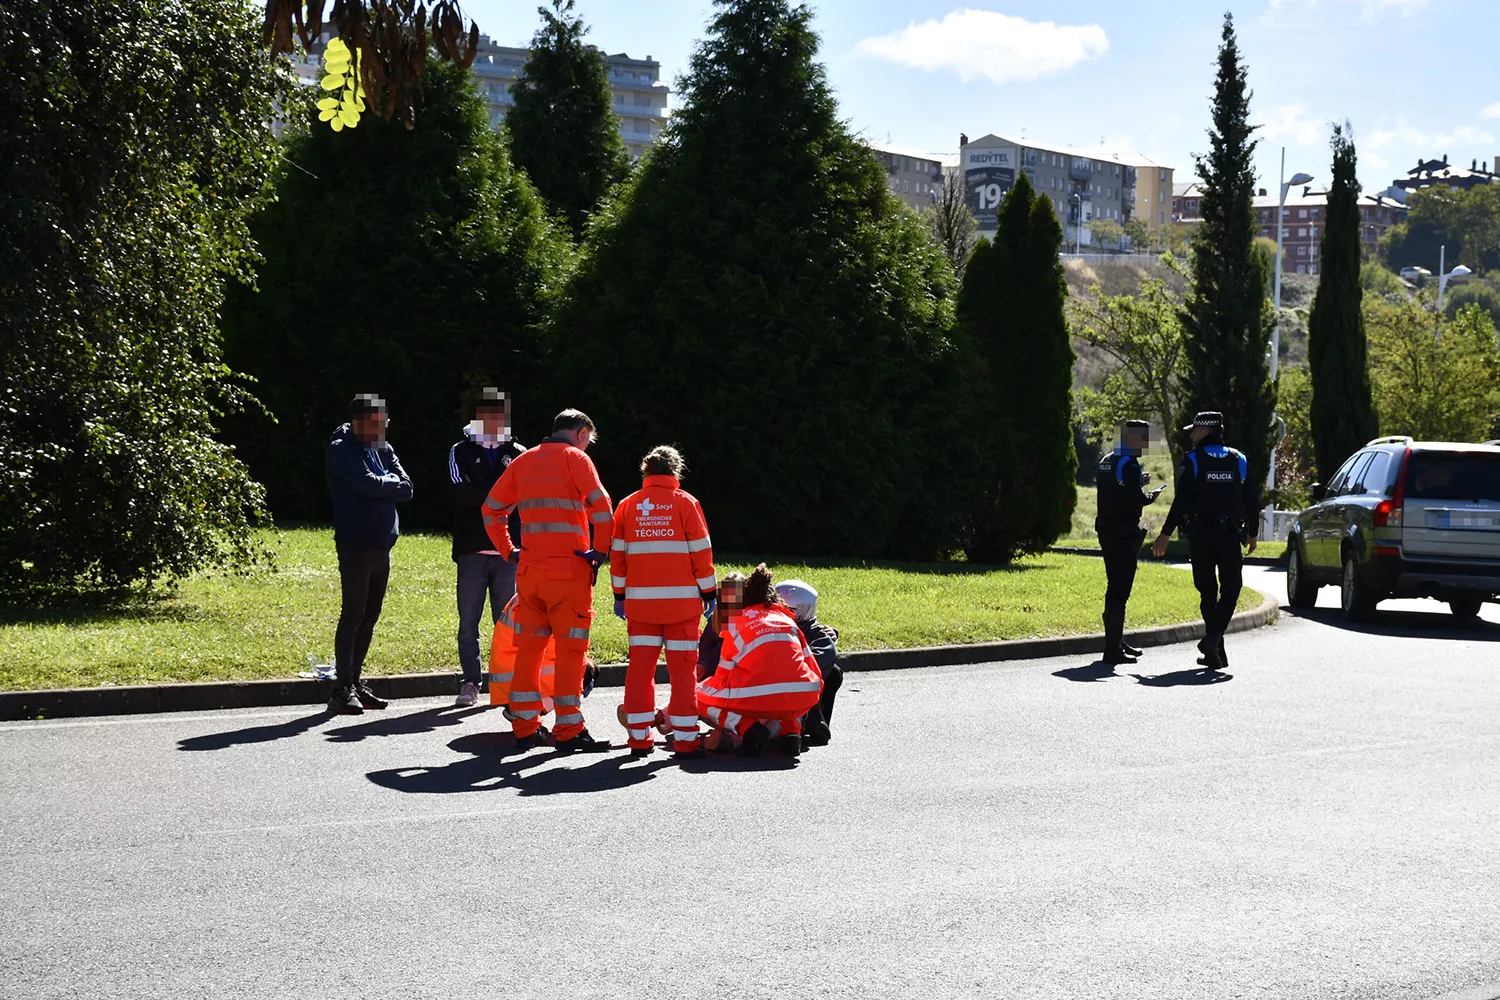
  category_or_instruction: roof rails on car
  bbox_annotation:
[1365,435,1414,447]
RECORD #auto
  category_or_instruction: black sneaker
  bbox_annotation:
[1121,641,1145,657]
[736,722,771,758]
[629,746,654,759]
[354,680,388,710]
[802,721,831,748]
[328,684,364,715]
[514,731,550,752]
[777,733,803,758]
[1196,636,1225,671]
[556,729,611,754]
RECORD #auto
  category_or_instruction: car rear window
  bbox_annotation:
[1404,451,1500,501]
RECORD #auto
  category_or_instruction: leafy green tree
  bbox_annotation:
[1442,279,1500,329]
[545,0,986,561]
[505,0,630,235]
[1070,273,1188,468]
[1367,301,1500,442]
[1306,123,1379,483]
[1087,216,1124,250]
[1123,217,1150,252]
[0,0,287,593]
[1384,184,1500,274]
[1179,13,1274,485]
[222,57,571,530]
[1273,364,1315,508]
[959,173,1077,560]
[1361,259,1407,299]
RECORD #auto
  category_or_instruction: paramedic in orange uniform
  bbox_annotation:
[610,446,716,757]
[482,409,614,752]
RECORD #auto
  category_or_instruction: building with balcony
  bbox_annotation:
[1252,187,1406,276]
[958,133,1170,250]
[289,34,669,158]
[1392,154,1499,195]
[870,146,949,212]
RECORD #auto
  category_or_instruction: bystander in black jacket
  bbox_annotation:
[448,425,525,558]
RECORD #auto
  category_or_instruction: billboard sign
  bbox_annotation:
[964,146,1016,229]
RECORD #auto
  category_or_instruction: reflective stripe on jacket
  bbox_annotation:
[697,606,823,715]
[610,475,715,624]
[487,594,556,706]
[481,439,614,571]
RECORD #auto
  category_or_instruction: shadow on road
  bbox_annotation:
[324,706,488,743]
[178,711,332,751]
[1283,605,1500,642]
[1128,668,1232,687]
[1053,661,1118,683]
[367,731,798,795]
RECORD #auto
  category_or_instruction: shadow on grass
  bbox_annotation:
[0,588,211,628]
[179,711,332,751]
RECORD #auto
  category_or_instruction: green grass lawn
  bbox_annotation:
[0,527,1260,691]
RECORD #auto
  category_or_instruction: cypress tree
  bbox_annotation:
[545,0,986,561]
[505,0,630,236]
[1179,13,1274,485]
[957,173,1075,561]
[222,58,571,530]
[1307,122,1378,483]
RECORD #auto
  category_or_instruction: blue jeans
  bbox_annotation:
[456,553,517,686]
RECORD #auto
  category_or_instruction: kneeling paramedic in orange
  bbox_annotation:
[482,408,614,752]
[697,565,823,758]
[610,445,716,757]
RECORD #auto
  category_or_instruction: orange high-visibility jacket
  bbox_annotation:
[610,475,716,624]
[487,594,557,705]
[482,438,614,571]
[697,605,823,716]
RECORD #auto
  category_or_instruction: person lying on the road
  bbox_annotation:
[697,577,841,748]
[697,566,824,757]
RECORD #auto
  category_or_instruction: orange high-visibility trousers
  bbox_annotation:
[623,619,700,751]
[487,595,556,710]
[509,563,594,741]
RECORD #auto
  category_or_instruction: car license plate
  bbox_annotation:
[1430,511,1500,528]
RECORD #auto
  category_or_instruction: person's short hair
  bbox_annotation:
[476,387,507,414]
[553,408,595,435]
[1122,419,1149,431]
[641,445,685,479]
[350,393,385,419]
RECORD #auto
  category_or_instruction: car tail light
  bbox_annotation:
[1375,447,1413,528]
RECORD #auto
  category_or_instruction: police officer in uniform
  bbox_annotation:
[1096,420,1166,664]
[1152,412,1260,670]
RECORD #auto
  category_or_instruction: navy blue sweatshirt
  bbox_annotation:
[325,423,413,547]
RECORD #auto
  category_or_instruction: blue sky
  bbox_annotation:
[463,0,1499,191]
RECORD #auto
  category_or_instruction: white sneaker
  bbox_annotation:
[455,682,480,708]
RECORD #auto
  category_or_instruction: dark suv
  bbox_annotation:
[1286,437,1500,621]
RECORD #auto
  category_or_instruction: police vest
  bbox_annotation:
[1185,444,1248,528]
[1095,451,1145,525]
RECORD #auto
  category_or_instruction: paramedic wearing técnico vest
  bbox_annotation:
[482,409,615,752]
[610,445,716,757]
[1153,411,1260,672]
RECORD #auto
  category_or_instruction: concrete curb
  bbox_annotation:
[0,591,1279,722]
[1049,545,1289,568]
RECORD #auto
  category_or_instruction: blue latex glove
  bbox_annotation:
[702,598,716,621]
[613,597,626,620]
[574,549,606,570]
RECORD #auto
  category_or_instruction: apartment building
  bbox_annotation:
[1393,154,1499,195]
[1253,188,1406,276]
[959,133,1170,249]
[289,34,669,158]
[871,146,948,212]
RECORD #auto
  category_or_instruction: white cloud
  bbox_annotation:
[1366,120,1495,154]
[854,9,1108,85]
[1482,103,1500,119]
[1258,104,1327,146]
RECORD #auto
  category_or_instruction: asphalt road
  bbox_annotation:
[2,569,1498,1000]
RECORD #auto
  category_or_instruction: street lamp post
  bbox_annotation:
[1436,244,1472,317]
[1070,192,1082,254]
[1264,147,1314,540]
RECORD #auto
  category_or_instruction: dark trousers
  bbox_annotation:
[802,661,843,728]
[1189,528,1243,639]
[335,544,391,685]
[1099,524,1144,653]
[456,552,517,686]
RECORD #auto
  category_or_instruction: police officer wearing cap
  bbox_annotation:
[1095,419,1166,665]
[1152,411,1260,670]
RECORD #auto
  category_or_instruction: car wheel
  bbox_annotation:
[1286,542,1319,609]
[1340,555,1377,623]
[1448,595,1485,619]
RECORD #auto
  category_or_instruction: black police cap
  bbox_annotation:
[1182,411,1224,431]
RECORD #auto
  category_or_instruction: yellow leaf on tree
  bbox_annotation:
[319,74,343,91]
[324,59,349,75]
[339,107,360,127]
[330,117,345,132]
[318,108,338,121]
[326,37,349,56]
[317,97,339,110]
